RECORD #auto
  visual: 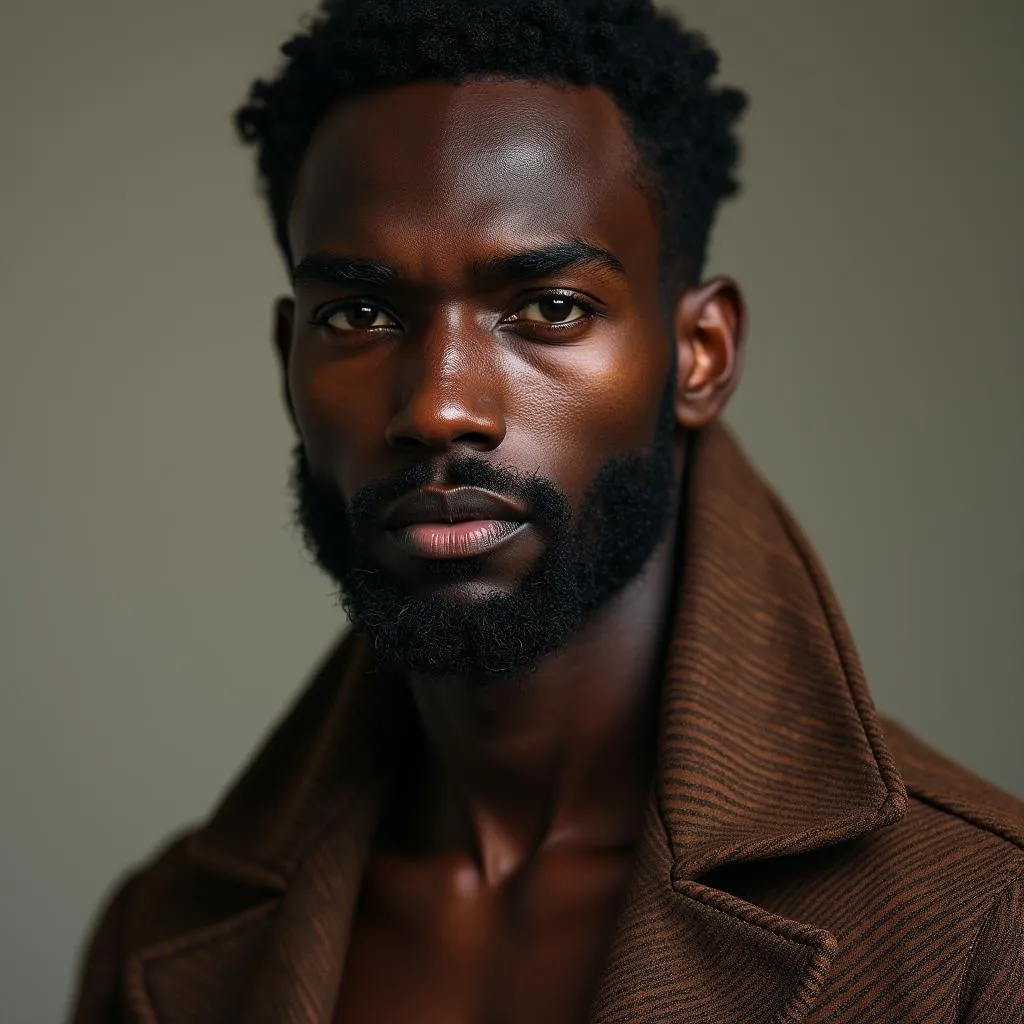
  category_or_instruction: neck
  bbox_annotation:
[391,512,681,885]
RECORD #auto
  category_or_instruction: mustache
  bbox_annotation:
[347,456,572,534]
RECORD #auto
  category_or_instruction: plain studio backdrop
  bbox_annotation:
[2,1,1022,1020]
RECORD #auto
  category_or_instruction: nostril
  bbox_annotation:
[389,434,429,450]
[455,430,500,451]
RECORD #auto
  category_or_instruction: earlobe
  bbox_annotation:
[273,296,299,431]
[672,276,746,429]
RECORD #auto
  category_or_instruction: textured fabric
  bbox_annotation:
[68,423,1024,1023]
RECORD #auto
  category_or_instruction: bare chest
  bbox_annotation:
[332,848,632,1024]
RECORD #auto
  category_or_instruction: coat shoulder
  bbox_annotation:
[880,714,1024,864]
[722,719,1024,1022]
[98,827,216,958]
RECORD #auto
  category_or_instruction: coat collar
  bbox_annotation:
[129,423,906,1024]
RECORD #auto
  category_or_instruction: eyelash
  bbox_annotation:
[308,291,601,335]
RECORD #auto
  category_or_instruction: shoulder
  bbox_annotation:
[876,720,1024,1020]
[80,827,211,963]
[881,714,1024,865]
[864,717,1024,969]
[71,627,379,994]
[748,718,1024,960]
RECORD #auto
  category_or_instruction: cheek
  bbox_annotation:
[507,332,672,503]
[288,341,395,484]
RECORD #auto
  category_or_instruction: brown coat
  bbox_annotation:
[70,424,1024,1023]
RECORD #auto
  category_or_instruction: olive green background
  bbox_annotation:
[2,1,1022,1020]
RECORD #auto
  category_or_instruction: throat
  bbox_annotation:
[390,533,675,885]
[337,836,638,1024]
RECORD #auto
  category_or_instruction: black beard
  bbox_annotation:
[290,377,678,679]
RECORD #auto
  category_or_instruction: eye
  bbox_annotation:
[312,301,398,332]
[510,294,594,327]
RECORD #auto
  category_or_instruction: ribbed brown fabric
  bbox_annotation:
[69,423,1024,1023]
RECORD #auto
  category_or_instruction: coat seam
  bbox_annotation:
[953,871,1024,1020]
[133,900,279,967]
[905,788,1024,855]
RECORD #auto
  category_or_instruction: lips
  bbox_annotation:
[382,486,529,559]
[383,486,528,529]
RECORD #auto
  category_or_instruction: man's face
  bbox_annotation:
[279,79,687,676]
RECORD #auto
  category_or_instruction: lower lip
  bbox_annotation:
[389,519,527,559]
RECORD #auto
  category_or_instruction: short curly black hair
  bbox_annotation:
[235,0,746,286]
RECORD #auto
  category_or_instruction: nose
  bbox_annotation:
[384,315,506,453]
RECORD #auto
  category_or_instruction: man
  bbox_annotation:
[70,0,1024,1021]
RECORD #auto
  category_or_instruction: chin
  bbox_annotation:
[421,578,515,605]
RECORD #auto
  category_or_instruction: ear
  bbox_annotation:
[274,296,299,433]
[671,277,746,429]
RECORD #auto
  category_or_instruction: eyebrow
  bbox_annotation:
[291,239,626,290]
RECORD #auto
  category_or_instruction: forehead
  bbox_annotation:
[288,78,658,268]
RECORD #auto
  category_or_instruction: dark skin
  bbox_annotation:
[274,79,744,1024]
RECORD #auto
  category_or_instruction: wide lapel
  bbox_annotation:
[590,423,906,1024]
[237,776,385,1024]
[127,632,414,1024]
